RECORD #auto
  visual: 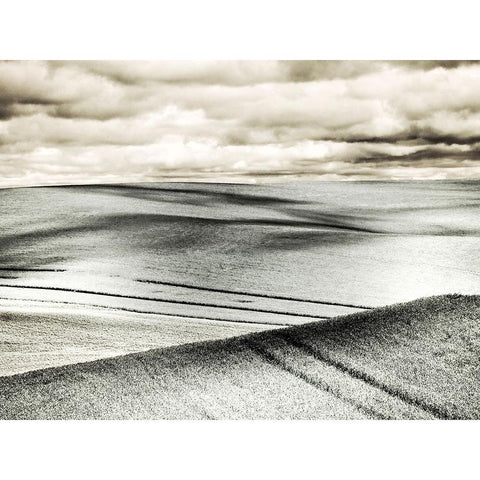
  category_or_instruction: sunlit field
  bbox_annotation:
[1,180,479,418]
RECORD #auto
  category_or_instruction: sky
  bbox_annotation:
[1,60,480,187]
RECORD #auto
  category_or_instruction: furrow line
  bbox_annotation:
[279,331,453,420]
[0,268,66,272]
[245,338,390,420]
[0,284,330,321]
[137,278,372,310]
[0,295,289,327]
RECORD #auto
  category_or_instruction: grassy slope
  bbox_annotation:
[1,294,479,420]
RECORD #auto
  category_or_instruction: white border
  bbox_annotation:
[1,420,478,480]
[1,1,478,479]
[1,0,479,59]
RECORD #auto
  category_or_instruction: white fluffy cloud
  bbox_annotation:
[1,60,480,187]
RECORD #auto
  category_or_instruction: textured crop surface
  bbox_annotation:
[1,295,479,420]
[1,180,480,375]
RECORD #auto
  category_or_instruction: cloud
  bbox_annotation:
[1,60,480,187]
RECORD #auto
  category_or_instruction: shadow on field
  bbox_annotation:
[3,183,479,274]
[0,206,379,269]
[77,184,313,208]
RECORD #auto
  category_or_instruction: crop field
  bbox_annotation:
[0,180,479,419]
[1,295,479,420]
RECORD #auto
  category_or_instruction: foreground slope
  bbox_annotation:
[1,294,479,420]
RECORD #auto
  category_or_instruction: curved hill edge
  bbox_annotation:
[1,294,479,420]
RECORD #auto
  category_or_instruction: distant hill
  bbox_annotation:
[1,294,479,420]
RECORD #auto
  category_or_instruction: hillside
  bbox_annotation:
[1,181,480,375]
[1,294,479,420]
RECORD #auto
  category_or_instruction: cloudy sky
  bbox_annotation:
[1,60,480,187]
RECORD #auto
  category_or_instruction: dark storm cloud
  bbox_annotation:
[334,130,480,147]
[282,61,385,81]
[1,60,480,187]
[395,60,480,71]
[353,144,480,164]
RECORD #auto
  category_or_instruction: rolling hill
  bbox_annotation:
[1,294,479,420]
[1,181,480,376]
